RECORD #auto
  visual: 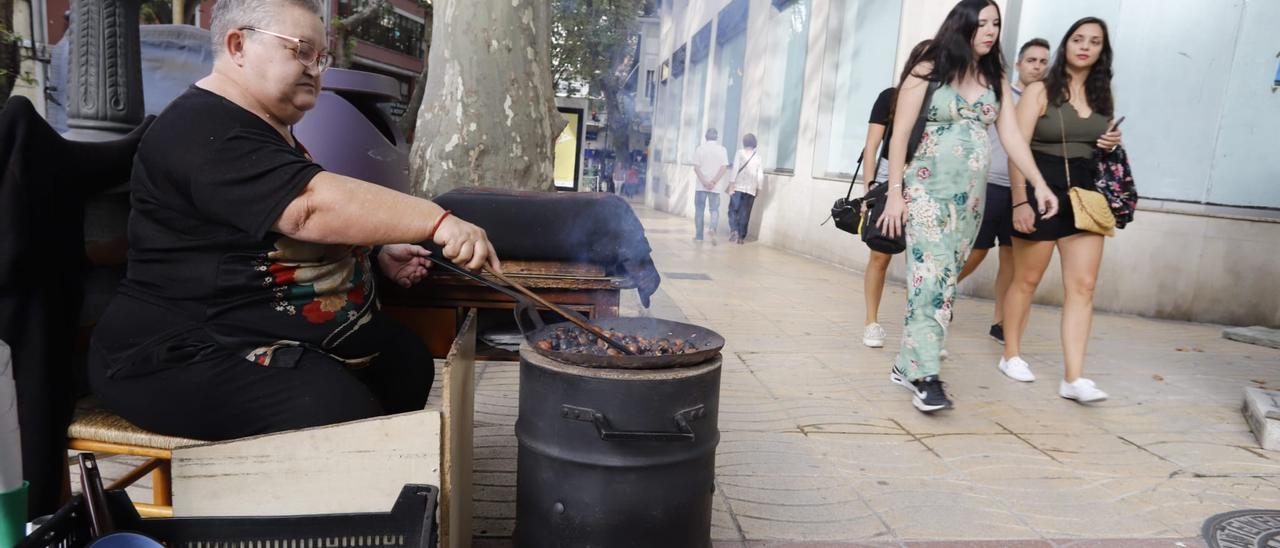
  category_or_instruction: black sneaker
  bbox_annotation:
[910,376,953,413]
[989,323,1005,345]
[889,365,913,392]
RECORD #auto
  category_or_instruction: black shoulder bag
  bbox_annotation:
[827,153,869,235]
[860,80,939,255]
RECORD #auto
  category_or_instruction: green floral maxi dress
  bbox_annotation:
[894,85,1000,380]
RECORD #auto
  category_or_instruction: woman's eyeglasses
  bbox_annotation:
[240,27,333,73]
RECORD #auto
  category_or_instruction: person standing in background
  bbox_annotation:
[726,133,763,244]
[692,128,729,245]
[956,38,1051,345]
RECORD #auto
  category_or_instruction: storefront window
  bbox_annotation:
[679,24,712,164]
[760,0,811,173]
[707,0,749,161]
[663,46,687,163]
[814,0,902,179]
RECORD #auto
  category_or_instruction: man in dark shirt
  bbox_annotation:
[88,0,500,441]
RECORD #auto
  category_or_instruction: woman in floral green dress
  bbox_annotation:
[876,0,1059,413]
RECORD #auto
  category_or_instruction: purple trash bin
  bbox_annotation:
[294,68,411,194]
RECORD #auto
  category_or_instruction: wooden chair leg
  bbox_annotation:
[61,453,73,502]
[152,460,172,507]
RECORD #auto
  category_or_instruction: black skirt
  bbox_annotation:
[1014,150,1096,241]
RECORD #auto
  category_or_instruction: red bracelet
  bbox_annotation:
[428,210,452,241]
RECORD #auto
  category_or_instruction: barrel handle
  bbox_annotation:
[561,404,706,442]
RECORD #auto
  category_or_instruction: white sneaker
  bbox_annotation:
[863,323,887,348]
[939,349,950,361]
[1059,378,1108,402]
[997,356,1036,382]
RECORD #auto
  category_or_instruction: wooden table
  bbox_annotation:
[382,260,632,360]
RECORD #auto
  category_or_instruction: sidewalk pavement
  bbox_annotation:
[472,205,1280,547]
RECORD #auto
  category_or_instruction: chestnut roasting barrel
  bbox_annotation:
[513,319,723,548]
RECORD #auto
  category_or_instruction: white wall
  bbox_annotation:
[1205,0,1280,207]
[1016,0,1280,209]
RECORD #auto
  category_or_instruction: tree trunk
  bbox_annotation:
[409,0,559,198]
[596,78,630,170]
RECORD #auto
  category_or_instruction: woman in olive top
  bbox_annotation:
[1000,17,1124,402]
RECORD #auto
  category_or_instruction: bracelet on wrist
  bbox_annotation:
[1012,201,1031,210]
[427,210,452,241]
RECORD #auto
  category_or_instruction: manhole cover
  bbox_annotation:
[1204,509,1280,547]
[664,272,712,281]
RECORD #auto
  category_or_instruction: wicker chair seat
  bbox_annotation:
[68,404,203,450]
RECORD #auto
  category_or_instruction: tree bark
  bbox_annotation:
[593,37,638,171]
[332,0,387,69]
[595,77,630,170]
[409,0,559,198]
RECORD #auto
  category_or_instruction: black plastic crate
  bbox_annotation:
[19,484,438,548]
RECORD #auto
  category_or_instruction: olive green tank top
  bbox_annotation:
[1030,102,1111,159]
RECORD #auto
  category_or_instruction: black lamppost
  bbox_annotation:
[64,0,144,141]
[63,0,144,322]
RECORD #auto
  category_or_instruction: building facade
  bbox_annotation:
[647,0,1280,327]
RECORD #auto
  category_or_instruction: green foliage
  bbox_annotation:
[550,0,647,94]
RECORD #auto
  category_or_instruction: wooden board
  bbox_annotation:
[441,310,477,548]
[171,410,442,516]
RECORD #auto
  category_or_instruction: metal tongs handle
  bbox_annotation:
[418,246,545,334]
[419,244,635,355]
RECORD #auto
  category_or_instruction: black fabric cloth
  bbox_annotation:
[0,96,151,519]
[433,187,661,307]
[728,191,756,238]
[1014,151,1093,241]
[90,85,423,439]
[868,87,895,161]
[88,318,432,441]
[974,183,1012,249]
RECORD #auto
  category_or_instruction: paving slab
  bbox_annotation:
[1224,326,1280,350]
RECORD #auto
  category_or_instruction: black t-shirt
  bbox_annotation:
[98,86,388,372]
[868,87,895,161]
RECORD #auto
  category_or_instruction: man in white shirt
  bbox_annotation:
[957,37,1050,344]
[692,128,729,244]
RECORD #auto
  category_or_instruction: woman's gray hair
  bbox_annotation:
[210,0,325,56]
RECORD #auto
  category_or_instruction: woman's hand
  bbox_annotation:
[377,244,432,288]
[876,189,907,240]
[1096,127,1123,151]
[1013,201,1037,233]
[1032,181,1060,220]
[432,215,502,272]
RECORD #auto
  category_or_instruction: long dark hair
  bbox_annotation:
[889,39,934,126]
[917,0,1006,103]
[1044,17,1114,116]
